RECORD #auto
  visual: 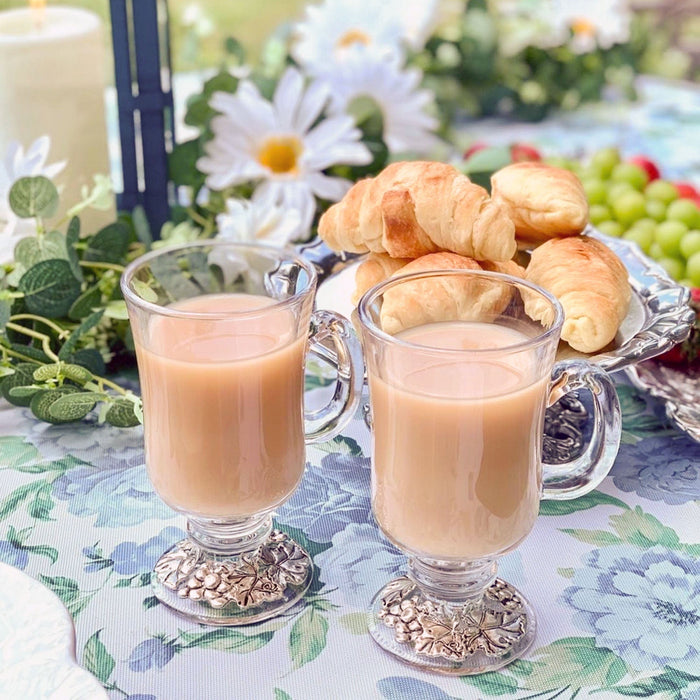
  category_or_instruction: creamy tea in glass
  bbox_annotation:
[122,242,363,626]
[357,268,621,675]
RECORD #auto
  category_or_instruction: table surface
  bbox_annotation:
[1,78,700,700]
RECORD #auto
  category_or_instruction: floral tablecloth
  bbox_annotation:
[1,78,699,700]
[0,374,699,700]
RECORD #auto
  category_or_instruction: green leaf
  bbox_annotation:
[114,577,134,588]
[68,285,102,320]
[131,279,158,304]
[61,364,93,384]
[557,567,575,579]
[539,490,629,516]
[131,205,153,246]
[48,392,101,422]
[0,436,41,469]
[315,434,364,457]
[39,574,94,618]
[610,668,695,696]
[559,529,624,547]
[8,385,42,399]
[1,363,39,407]
[9,343,50,363]
[169,139,204,187]
[609,506,681,549]
[21,543,59,564]
[58,310,104,360]
[274,690,293,700]
[180,628,273,653]
[9,176,59,218]
[82,223,130,264]
[461,671,521,696]
[0,481,44,521]
[105,399,142,428]
[33,363,60,381]
[338,612,368,635]
[15,231,68,270]
[143,595,160,610]
[18,259,81,317]
[0,298,10,333]
[103,300,129,320]
[30,386,81,424]
[289,607,328,669]
[67,348,105,377]
[82,630,115,684]
[27,481,54,520]
[65,217,84,282]
[224,36,246,62]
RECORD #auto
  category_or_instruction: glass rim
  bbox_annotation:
[356,267,565,354]
[120,240,318,319]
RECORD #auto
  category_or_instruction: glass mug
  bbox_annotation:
[356,269,621,674]
[122,241,363,625]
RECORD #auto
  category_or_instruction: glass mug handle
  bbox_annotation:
[542,359,622,500]
[304,310,364,444]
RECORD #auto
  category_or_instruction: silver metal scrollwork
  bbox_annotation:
[154,530,312,610]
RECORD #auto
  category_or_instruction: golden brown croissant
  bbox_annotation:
[491,163,589,244]
[319,161,517,261]
[351,254,412,306]
[525,236,631,353]
[378,252,517,335]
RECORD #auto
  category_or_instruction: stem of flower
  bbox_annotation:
[10,314,70,339]
[78,260,126,273]
[5,322,60,362]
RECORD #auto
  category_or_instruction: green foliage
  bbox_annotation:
[82,630,115,685]
[289,606,329,669]
[0,176,143,427]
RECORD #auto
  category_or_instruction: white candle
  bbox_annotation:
[0,6,114,232]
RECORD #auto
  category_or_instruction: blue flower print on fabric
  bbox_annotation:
[563,545,700,674]
[52,463,173,527]
[612,436,700,505]
[314,523,405,608]
[377,675,459,699]
[0,540,28,570]
[128,638,177,672]
[276,453,372,543]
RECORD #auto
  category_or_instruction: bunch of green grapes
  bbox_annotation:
[550,148,700,287]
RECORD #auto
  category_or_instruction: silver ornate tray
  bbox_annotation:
[627,362,700,442]
[306,226,694,373]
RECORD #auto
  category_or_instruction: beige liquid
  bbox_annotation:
[369,321,547,560]
[134,293,306,518]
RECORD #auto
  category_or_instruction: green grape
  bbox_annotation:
[590,147,621,179]
[666,199,700,229]
[597,220,624,237]
[686,251,700,286]
[611,162,649,191]
[607,182,634,206]
[612,190,647,226]
[623,228,654,253]
[658,257,685,281]
[679,230,700,259]
[589,204,612,225]
[645,198,667,222]
[649,242,663,259]
[582,179,608,205]
[644,179,679,205]
[630,218,657,236]
[655,220,688,257]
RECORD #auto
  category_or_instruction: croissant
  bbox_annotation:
[524,236,631,353]
[351,254,412,306]
[319,161,517,261]
[491,162,589,244]
[378,252,519,335]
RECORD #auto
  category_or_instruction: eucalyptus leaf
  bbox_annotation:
[105,399,142,427]
[9,176,59,219]
[49,392,101,422]
[58,309,104,360]
[83,222,130,264]
[68,285,102,320]
[1,363,39,407]
[30,386,81,424]
[18,259,81,317]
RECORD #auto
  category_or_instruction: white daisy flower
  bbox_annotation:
[387,0,441,50]
[324,49,440,155]
[216,193,302,247]
[0,136,65,263]
[548,0,631,53]
[291,0,405,74]
[197,67,372,237]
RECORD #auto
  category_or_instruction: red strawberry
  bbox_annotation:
[628,155,660,182]
[510,143,542,162]
[463,142,488,159]
[674,182,699,200]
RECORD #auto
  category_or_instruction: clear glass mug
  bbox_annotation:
[121,241,363,625]
[356,269,621,674]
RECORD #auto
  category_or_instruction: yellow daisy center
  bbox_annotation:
[336,29,371,49]
[257,136,302,174]
[570,18,596,36]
